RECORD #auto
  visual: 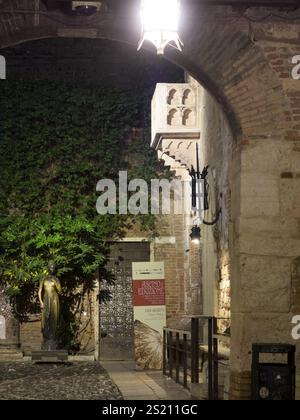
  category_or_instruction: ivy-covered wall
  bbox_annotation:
[0,38,184,353]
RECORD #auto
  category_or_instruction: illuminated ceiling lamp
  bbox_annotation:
[138,0,183,56]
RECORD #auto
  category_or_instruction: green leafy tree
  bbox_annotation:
[0,80,167,348]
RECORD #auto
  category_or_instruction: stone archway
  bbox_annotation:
[0,3,294,139]
[1,1,300,399]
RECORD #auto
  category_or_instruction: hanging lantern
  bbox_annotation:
[138,0,183,56]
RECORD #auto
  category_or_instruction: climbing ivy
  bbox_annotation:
[0,79,168,338]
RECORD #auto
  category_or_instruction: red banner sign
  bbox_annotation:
[133,280,165,306]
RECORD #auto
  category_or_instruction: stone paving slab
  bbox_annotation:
[0,362,123,400]
[102,361,191,400]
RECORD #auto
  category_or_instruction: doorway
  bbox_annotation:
[99,242,150,361]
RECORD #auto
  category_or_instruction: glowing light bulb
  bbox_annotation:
[138,0,183,55]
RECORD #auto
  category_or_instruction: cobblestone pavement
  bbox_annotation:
[0,362,123,400]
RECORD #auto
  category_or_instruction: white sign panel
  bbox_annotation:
[132,262,166,370]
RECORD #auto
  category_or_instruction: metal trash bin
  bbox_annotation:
[251,343,296,400]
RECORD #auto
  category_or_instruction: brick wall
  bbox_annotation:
[154,213,186,321]
[187,242,203,316]
[20,316,42,355]
[169,79,233,326]
[198,85,233,325]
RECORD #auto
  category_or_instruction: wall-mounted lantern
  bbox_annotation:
[189,144,222,227]
[190,225,201,245]
[138,0,183,55]
[189,143,209,214]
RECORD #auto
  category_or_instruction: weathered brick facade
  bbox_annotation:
[196,82,233,326]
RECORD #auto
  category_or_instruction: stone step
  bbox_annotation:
[0,347,21,352]
[0,348,23,361]
[0,357,23,362]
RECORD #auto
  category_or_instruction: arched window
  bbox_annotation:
[182,89,193,106]
[167,89,179,105]
[167,108,179,126]
[182,109,195,126]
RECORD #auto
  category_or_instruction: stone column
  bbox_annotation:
[229,139,300,399]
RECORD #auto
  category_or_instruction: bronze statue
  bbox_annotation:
[38,261,62,350]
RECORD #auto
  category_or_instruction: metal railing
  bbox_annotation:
[163,327,191,389]
[163,316,230,400]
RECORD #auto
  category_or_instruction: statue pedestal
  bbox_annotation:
[32,350,68,363]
